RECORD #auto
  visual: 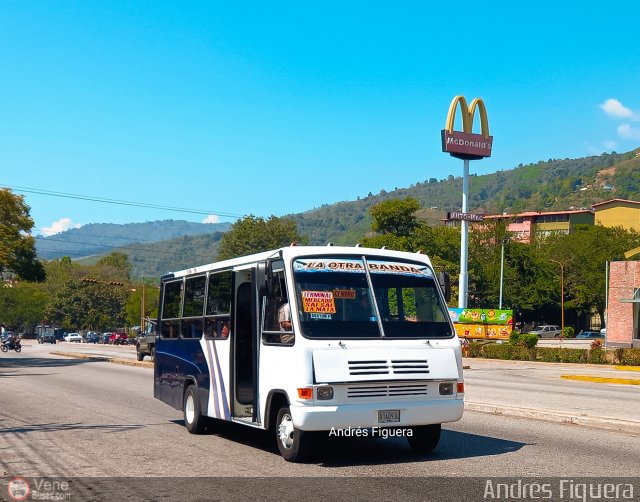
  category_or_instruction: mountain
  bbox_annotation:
[38,148,640,278]
[288,149,640,245]
[74,232,226,278]
[36,220,230,259]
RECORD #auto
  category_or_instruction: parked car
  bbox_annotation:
[64,332,83,342]
[528,325,562,338]
[37,332,57,344]
[109,332,129,345]
[83,332,100,343]
[100,333,111,344]
[577,330,605,339]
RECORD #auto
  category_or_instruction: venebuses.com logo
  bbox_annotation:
[7,478,30,501]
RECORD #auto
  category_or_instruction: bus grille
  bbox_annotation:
[348,359,430,376]
[347,383,429,398]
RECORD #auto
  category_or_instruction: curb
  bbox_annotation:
[561,374,640,385]
[465,401,640,434]
[51,351,153,368]
[615,366,640,372]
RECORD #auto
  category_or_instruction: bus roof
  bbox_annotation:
[166,245,435,279]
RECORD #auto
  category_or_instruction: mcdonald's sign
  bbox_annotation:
[441,95,493,160]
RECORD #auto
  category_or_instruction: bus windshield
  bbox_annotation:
[292,256,452,339]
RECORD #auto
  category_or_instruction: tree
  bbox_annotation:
[369,198,420,237]
[95,252,132,281]
[0,282,49,331]
[46,279,129,331]
[0,188,45,281]
[542,225,640,325]
[217,215,306,261]
[125,283,159,327]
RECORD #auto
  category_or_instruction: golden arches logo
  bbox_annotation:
[445,95,490,139]
[441,95,493,160]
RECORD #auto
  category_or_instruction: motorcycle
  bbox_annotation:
[1,338,21,353]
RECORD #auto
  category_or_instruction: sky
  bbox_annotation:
[1,1,639,237]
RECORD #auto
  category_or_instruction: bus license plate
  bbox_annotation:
[378,410,400,423]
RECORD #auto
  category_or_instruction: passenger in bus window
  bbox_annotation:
[278,301,294,344]
[278,302,291,331]
[220,320,229,339]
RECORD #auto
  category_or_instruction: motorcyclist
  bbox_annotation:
[2,331,18,350]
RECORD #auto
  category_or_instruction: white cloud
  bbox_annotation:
[41,217,81,236]
[202,214,221,224]
[600,98,634,118]
[617,124,640,140]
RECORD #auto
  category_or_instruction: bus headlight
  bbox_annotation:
[316,386,334,400]
[439,382,454,395]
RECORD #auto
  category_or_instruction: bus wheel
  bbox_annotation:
[407,424,441,453]
[275,406,309,462]
[184,386,206,434]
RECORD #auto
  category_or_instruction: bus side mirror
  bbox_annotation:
[438,271,451,302]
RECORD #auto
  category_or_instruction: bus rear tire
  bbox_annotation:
[275,406,310,462]
[407,424,441,453]
[184,386,206,434]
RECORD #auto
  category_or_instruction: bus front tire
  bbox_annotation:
[184,386,206,434]
[275,406,310,462]
[407,424,441,453]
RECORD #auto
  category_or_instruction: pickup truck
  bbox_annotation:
[136,321,157,361]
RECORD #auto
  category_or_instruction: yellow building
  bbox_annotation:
[593,199,640,232]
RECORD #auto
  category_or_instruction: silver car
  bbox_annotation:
[528,325,562,338]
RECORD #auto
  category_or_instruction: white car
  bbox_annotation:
[64,332,83,342]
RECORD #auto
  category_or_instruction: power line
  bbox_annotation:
[37,236,219,261]
[3,184,245,219]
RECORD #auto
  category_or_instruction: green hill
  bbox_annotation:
[51,148,640,279]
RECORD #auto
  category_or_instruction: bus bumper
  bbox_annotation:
[290,399,464,431]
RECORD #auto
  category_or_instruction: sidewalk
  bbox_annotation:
[462,357,640,434]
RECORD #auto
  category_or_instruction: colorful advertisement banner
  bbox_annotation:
[448,308,513,340]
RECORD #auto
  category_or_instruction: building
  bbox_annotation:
[444,209,595,244]
[607,260,640,348]
[593,199,640,232]
[443,198,639,243]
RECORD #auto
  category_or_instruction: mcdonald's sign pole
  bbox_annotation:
[441,96,493,308]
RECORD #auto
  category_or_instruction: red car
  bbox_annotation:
[108,332,129,345]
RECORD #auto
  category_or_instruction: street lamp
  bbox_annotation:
[499,237,508,309]
[550,259,566,338]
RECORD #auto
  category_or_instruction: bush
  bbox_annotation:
[613,347,626,364]
[618,348,640,366]
[468,342,484,358]
[482,343,533,361]
[558,348,587,363]
[519,333,539,349]
[587,348,607,365]
[562,326,575,338]
[536,347,561,362]
[509,331,520,345]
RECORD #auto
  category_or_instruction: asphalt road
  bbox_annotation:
[1,342,639,500]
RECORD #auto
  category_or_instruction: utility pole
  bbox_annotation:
[550,259,567,338]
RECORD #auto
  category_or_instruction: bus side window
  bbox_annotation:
[181,275,206,338]
[204,271,232,339]
[160,280,183,339]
